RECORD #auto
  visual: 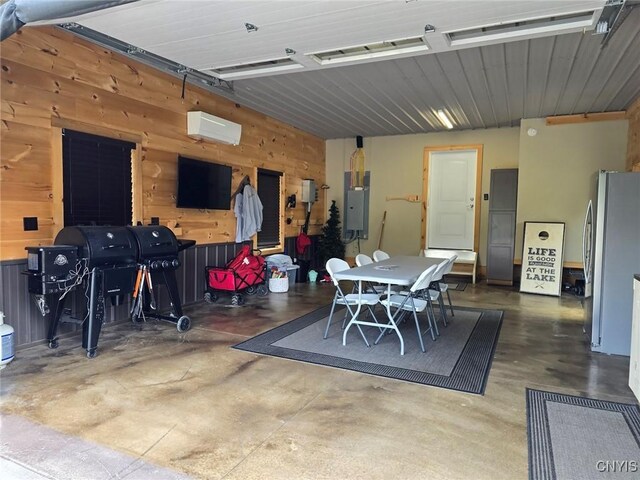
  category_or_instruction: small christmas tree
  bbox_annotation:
[317,200,346,269]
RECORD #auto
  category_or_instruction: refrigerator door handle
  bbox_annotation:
[582,200,593,283]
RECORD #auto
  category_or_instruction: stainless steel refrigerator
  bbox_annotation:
[583,170,640,356]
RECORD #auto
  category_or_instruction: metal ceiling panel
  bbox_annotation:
[455,48,498,128]
[542,34,583,116]
[68,0,607,72]
[503,42,526,124]
[605,63,640,111]
[228,9,639,138]
[525,36,555,119]
[552,33,601,114]
[423,52,475,128]
[46,1,640,139]
[579,26,640,113]
[478,44,511,126]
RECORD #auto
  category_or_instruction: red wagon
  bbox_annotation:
[204,245,268,305]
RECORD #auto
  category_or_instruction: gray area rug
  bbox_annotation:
[527,389,640,480]
[233,305,503,394]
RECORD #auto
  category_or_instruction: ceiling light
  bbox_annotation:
[206,57,304,80]
[437,110,454,129]
[445,10,599,46]
[424,24,436,33]
[245,23,258,33]
[309,35,429,65]
[285,48,296,56]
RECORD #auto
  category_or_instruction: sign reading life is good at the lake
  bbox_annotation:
[520,222,565,296]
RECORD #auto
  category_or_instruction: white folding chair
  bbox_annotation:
[438,254,458,316]
[324,258,381,344]
[428,259,451,327]
[372,250,390,262]
[378,264,439,353]
[355,253,374,267]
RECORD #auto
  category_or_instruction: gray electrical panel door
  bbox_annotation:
[343,171,370,239]
[346,189,365,231]
[487,169,518,285]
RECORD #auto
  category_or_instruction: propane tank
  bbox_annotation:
[0,311,15,369]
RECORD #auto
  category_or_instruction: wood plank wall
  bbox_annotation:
[627,97,640,172]
[0,26,326,261]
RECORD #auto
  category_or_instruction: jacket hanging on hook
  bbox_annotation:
[234,184,263,242]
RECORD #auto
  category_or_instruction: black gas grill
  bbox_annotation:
[25,225,195,358]
[128,226,181,270]
[127,226,195,333]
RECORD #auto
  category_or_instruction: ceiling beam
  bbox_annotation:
[545,111,627,125]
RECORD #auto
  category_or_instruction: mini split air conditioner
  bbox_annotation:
[187,111,242,146]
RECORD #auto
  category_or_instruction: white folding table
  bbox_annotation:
[333,256,445,355]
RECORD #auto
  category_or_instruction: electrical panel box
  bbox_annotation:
[346,189,365,231]
[301,179,317,203]
[343,171,370,239]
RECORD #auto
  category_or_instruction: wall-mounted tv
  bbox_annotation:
[176,155,232,210]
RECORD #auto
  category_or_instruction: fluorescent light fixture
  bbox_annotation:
[437,110,454,129]
[445,10,599,46]
[207,57,303,80]
[308,35,429,66]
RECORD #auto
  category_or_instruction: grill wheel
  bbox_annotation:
[177,316,191,332]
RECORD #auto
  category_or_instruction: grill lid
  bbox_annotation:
[54,226,137,268]
[127,226,179,261]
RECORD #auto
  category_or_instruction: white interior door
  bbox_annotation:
[427,150,477,249]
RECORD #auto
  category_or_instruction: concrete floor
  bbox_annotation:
[0,282,636,480]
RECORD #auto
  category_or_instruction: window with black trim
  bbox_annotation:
[62,129,134,227]
[257,168,282,248]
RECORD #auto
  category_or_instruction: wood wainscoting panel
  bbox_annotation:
[0,242,246,348]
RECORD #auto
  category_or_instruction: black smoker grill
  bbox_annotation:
[25,225,195,358]
[45,226,138,358]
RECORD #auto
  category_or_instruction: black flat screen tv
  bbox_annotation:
[176,156,232,210]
